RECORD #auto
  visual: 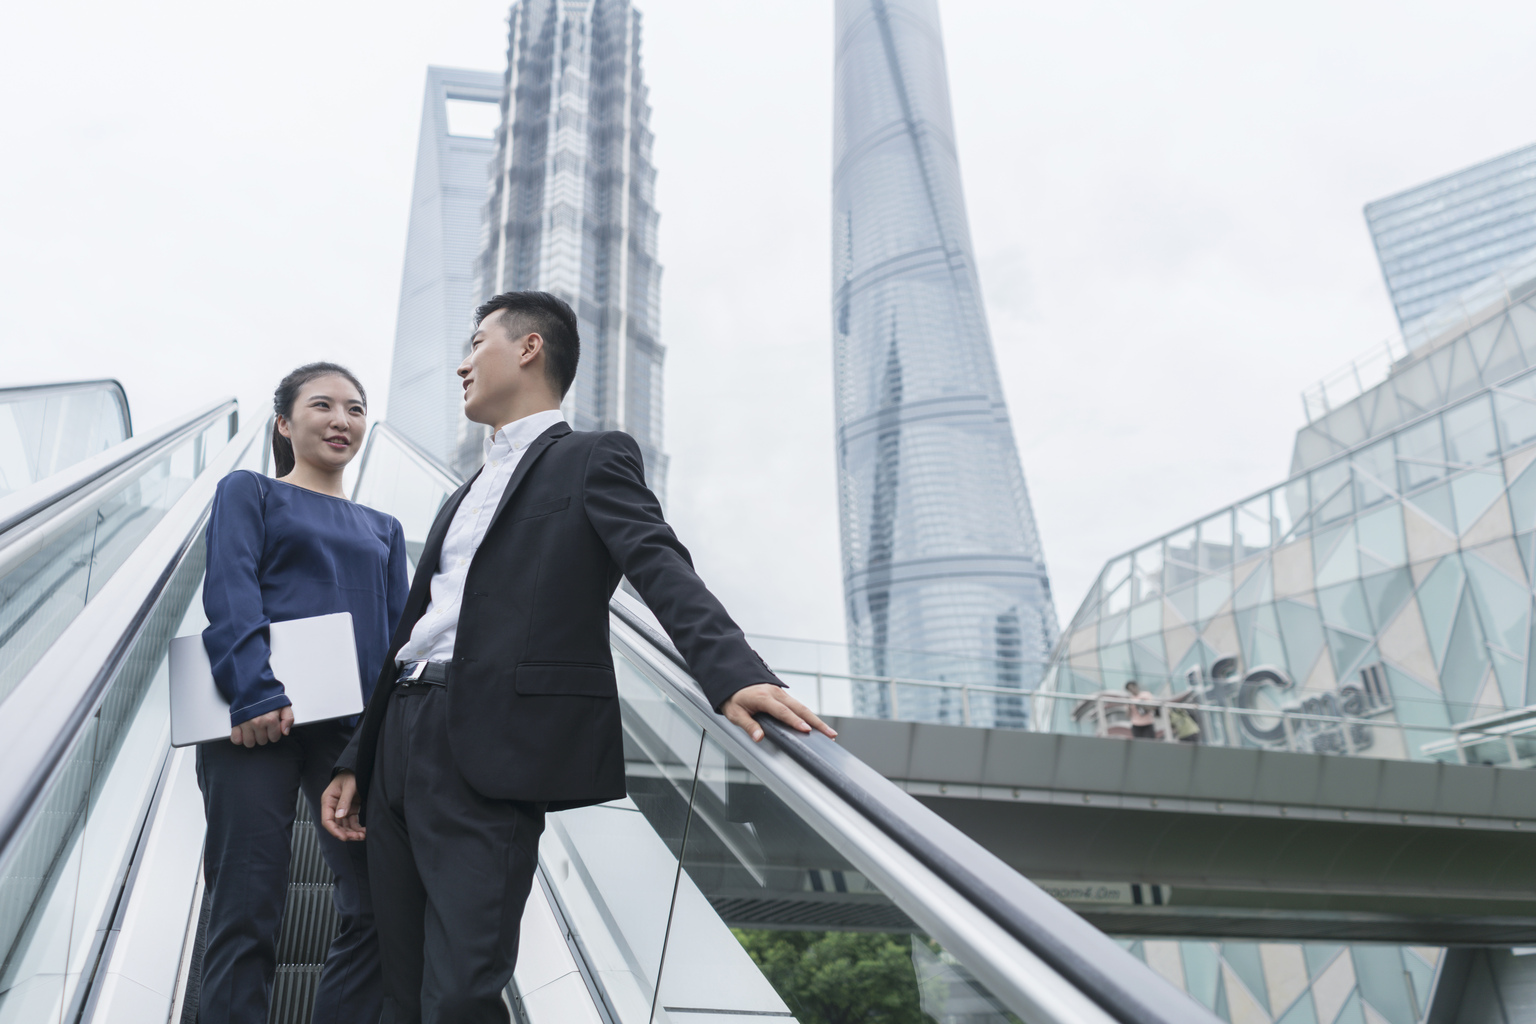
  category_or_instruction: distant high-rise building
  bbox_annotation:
[832,0,1057,717]
[1366,141,1536,342]
[386,67,504,469]
[472,0,667,492]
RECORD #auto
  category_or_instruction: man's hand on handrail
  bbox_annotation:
[722,683,837,743]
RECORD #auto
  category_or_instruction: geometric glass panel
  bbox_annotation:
[1166,528,1198,589]
[1494,375,1536,452]
[1328,628,1374,680]
[1276,600,1325,680]
[1315,523,1360,588]
[1462,553,1529,654]
[1311,460,1353,526]
[1450,469,1504,534]
[1318,581,1374,634]
[1349,945,1419,1024]
[1181,943,1221,1011]
[1275,993,1319,1024]
[1482,318,1525,385]
[1233,560,1274,610]
[1355,505,1407,570]
[1441,593,1491,718]
[1411,481,1458,535]
[1199,512,1234,573]
[1219,942,1269,1012]
[1507,460,1536,530]
[1415,556,1466,669]
[1396,416,1448,491]
[1443,395,1499,466]
[1236,495,1273,558]
[1134,544,1164,602]
[1352,437,1397,510]
[1362,568,1413,629]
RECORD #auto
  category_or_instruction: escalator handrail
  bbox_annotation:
[0,398,236,542]
[0,416,263,875]
[608,596,1218,1024]
[0,378,132,438]
[351,421,463,498]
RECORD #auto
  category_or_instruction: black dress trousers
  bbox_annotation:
[368,683,547,1024]
[195,719,381,1024]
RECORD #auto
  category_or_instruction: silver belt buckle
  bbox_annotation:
[406,661,427,682]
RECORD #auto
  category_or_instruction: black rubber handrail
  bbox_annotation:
[0,399,234,541]
[608,599,1218,1024]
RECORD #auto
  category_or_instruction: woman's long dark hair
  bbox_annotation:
[271,362,367,477]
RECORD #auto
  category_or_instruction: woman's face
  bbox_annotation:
[277,375,367,474]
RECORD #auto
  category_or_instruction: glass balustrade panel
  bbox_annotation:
[0,386,130,499]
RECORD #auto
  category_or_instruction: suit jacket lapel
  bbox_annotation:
[489,422,570,530]
[393,475,475,648]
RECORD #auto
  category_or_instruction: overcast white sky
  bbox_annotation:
[4,1,1536,649]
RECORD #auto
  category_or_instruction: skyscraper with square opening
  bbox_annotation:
[386,67,504,470]
[472,0,667,493]
[832,0,1057,720]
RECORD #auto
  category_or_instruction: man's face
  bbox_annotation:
[459,310,531,426]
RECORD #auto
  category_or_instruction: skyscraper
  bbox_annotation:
[386,67,504,469]
[832,0,1057,715]
[472,0,667,493]
[1366,141,1536,342]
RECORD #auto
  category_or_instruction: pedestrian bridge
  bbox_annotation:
[821,715,1536,945]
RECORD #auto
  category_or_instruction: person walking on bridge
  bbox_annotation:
[320,290,835,1023]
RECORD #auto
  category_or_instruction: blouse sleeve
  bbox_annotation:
[386,518,410,646]
[202,471,291,725]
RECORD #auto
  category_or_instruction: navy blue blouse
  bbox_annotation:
[202,470,409,726]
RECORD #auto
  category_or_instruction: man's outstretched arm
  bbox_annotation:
[583,432,835,742]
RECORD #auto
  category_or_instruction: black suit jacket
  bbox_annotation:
[336,423,779,812]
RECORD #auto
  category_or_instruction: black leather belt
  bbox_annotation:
[395,661,450,687]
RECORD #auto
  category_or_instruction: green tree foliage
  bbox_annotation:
[732,929,929,1024]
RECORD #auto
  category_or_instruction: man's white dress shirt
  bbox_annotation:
[399,409,566,665]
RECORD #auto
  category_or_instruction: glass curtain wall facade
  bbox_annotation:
[472,0,667,494]
[1366,141,1536,341]
[1124,940,1438,1024]
[385,67,503,470]
[832,0,1056,721]
[1045,232,1536,1024]
[1048,278,1536,753]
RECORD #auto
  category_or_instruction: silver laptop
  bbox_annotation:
[169,611,364,747]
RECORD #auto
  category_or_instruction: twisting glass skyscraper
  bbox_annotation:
[833,0,1057,716]
[473,0,667,494]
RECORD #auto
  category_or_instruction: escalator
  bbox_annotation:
[0,391,1217,1024]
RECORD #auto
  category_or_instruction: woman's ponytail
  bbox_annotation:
[271,419,296,477]
[271,361,367,478]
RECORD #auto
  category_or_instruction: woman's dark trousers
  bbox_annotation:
[195,719,381,1024]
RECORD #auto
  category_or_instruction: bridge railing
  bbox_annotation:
[773,667,1536,767]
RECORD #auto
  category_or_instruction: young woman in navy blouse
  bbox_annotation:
[197,363,408,1024]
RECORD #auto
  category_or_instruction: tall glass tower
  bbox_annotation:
[1366,141,1536,342]
[832,0,1057,716]
[386,67,503,469]
[473,0,667,493]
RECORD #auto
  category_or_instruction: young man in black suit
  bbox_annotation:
[321,290,833,1023]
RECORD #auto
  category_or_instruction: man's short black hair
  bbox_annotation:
[474,291,581,399]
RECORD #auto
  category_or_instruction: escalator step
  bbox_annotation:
[268,964,323,1024]
[274,882,340,967]
[287,816,331,885]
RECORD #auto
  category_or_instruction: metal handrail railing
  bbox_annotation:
[776,666,1533,765]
